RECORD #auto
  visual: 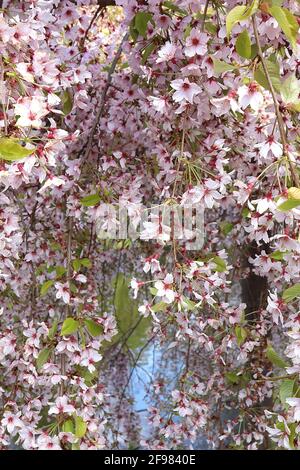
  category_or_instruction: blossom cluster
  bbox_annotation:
[0,0,300,451]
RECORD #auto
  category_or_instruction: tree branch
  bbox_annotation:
[83,31,129,162]
[252,15,299,187]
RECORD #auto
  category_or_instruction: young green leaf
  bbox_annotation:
[40,280,54,296]
[236,30,252,59]
[266,344,287,368]
[254,60,281,92]
[142,41,156,64]
[61,317,79,336]
[163,1,187,16]
[280,75,300,105]
[36,348,51,370]
[74,415,87,438]
[55,266,67,278]
[62,419,75,434]
[80,193,101,207]
[80,258,91,268]
[269,250,286,261]
[282,283,300,303]
[72,259,81,272]
[134,12,153,37]
[84,319,103,337]
[235,326,248,347]
[225,371,240,385]
[211,256,227,273]
[212,58,237,75]
[226,0,259,38]
[269,6,298,48]
[48,319,58,340]
[279,379,295,405]
[277,199,300,211]
[61,89,73,115]
[287,187,300,200]
[151,301,168,312]
[220,221,234,236]
[0,138,35,161]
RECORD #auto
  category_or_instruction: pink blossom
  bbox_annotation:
[170,78,201,104]
[48,395,76,415]
[184,29,208,57]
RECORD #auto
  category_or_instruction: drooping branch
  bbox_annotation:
[83,31,129,162]
[252,15,299,187]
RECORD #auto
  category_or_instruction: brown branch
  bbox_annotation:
[59,215,73,396]
[80,5,103,52]
[252,15,299,187]
[201,0,210,32]
[82,31,129,163]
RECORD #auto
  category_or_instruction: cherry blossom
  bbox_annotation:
[0,0,299,452]
[184,29,208,57]
[48,396,76,416]
[170,78,201,104]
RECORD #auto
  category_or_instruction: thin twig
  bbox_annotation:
[201,0,210,32]
[252,15,299,187]
[82,32,129,164]
[59,215,73,396]
[80,5,103,52]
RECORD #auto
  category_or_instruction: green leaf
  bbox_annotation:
[112,273,151,350]
[129,18,139,42]
[269,6,299,48]
[163,1,187,16]
[211,256,227,272]
[149,287,158,296]
[183,298,196,311]
[73,258,91,271]
[0,138,35,161]
[80,193,100,207]
[61,317,79,336]
[277,199,300,211]
[282,283,300,303]
[220,221,234,236]
[80,258,91,268]
[48,319,58,340]
[74,415,87,438]
[225,371,240,385]
[242,207,250,218]
[36,348,51,370]
[235,326,248,347]
[288,187,300,200]
[254,60,281,92]
[236,30,252,59]
[279,379,295,405]
[212,58,236,75]
[269,250,286,261]
[290,100,300,112]
[142,41,156,64]
[226,0,259,38]
[84,319,103,337]
[134,11,153,37]
[55,266,66,278]
[280,74,300,105]
[151,301,168,312]
[61,89,73,115]
[40,280,54,296]
[62,419,75,434]
[205,21,218,35]
[266,344,287,368]
[69,281,77,294]
[72,259,81,272]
